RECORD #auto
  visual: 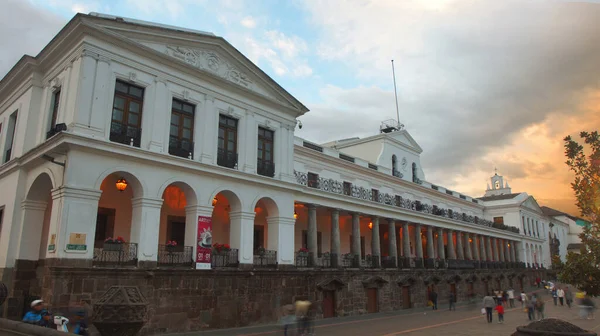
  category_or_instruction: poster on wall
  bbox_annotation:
[196,216,213,270]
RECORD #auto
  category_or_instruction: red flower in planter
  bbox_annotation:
[166,240,177,247]
[299,247,309,253]
[223,244,230,250]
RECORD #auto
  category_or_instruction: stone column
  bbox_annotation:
[447,229,456,259]
[331,209,341,267]
[199,95,217,164]
[267,216,296,265]
[492,238,499,261]
[307,204,318,266]
[437,228,446,259]
[473,234,481,261]
[511,242,517,262]
[465,233,473,260]
[185,205,214,267]
[486,236,493,261]
[402,222,411,258]
[456,231,464,259]
[16,200,49,261]
[89,56,112,137]
[229,211,256,265]
[426,226,435,259]
[388,219,398,266]
[371,217,381,266]
[148,78,169,153]
[352,213,361,261]
[480,235,487,261]
[414,224,423,259]
[131,197,164,267]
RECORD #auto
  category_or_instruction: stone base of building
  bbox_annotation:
[2,260,546,335]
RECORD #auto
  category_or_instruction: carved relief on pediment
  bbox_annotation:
[166,45,253,89]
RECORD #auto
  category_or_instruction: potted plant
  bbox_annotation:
[104,237,125,251]
[166,240,177,252]
[298,247,309,256]
[256,246,266,256]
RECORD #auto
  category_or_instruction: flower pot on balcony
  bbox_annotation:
[104,243,123,251]
[166,245,176,253]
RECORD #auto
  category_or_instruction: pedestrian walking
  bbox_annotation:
[430,290,438,310]
[552,287,558,306]
[520,291,528,309]
[497,291,504,306]
[495,302,505,324]
[295,299,314,336]
[565,287,573,308]
[528,295,536,321]
[483,293,495,323]
[449,292,456,311]
[535,294,545,320]
[508,288,515,308]
[557,287,565,306]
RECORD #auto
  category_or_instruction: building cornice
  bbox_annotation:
[295,145,484,210]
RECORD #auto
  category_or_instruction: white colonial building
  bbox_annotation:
[0,13,574,291]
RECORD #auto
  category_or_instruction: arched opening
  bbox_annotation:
[94,172,143,267]
[412,162,417,182]
[392,155,397,175]
[253,197,279,267]
[158,182,197,267]
[20,173,54,262]
[210,190,242,267]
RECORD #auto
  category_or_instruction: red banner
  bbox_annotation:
[196,216,212,269]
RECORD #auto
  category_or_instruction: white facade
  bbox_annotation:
[0,13,571,274]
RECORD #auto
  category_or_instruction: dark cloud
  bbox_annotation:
[297,0,600,186]
[0,0,66,78]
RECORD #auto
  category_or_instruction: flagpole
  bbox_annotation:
[391,60,400,124]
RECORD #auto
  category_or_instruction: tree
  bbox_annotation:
[558,131,600,296]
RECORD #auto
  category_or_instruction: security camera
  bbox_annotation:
[297,120,303,129]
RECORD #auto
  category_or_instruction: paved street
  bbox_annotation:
[176,293,600,336]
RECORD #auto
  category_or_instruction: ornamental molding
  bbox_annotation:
[166,45,253,90]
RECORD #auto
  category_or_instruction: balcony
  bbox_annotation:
[341,254,361,268]
[93,242,138,267]
[169,138,194,159]
[257,159,275,178]
[217,148,238,169]
[110,122,141,147]
[211,248,239,268]
[253,249,277,268]
[381,256,397,268]
[364,255,381,268]
[157,244,193,268]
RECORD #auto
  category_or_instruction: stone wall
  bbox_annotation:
[22,265,544,335]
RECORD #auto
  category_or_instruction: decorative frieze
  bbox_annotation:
[294,170,499,231]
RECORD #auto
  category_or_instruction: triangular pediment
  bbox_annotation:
[521,196,543,213]
[386,130,423,154]
[81,15,307,115]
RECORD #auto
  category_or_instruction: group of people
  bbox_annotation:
[22,299,88,335]
[550,286,573,308]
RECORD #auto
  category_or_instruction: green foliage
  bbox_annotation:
[559,131,600,296]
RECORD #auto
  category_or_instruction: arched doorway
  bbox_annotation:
[253,197,279,268]
[94,172,144,267]
[211,190,242,267]
[19,173,54,263]
[158,182,197,268]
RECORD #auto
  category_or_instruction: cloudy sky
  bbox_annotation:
[3,0,600,215]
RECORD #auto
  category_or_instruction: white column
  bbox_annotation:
[331,209,341,266]
[372,217,381,258]
[402,222,411,258]
[352,213,361,258]
[229,211,255,265]
[199,94,217,165]
[185,205,213,264]
[388,219,398,266]
[15,200,47,261]
[45,186,102,260]
[71,50,98,136]
[241,111,257,173]
[307,204,318,265]
[89,56,112,137]
[131,197,163,266]
[267,216,295,265]
[148,78,170,153]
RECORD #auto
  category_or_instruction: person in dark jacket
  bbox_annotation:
[449,292,456,311]
[22,300,51,328]
[73,311,89,335]
[430,290,438,310]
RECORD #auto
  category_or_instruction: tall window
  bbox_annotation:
[257,127,274,177]
[217,115,238,168]
[4,111,18,163]
[392,155,398,176]
[371,189,379,202]
[343,182,352,196]
[412,162,418,182]
[110,80,144,147]
[169,99,195,158]
[0,208,3,242]
[493,217,504,225]
[307,172,319,188]
[46,89,61,139]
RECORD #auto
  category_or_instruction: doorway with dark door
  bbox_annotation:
[366,288,379,313]
[167,216,186,252]
[323,290,336,318]
[402,286,411,309]
[254,225,264,253]
[95,208,115,248]
[467,282,474,301]
[450,283,457,301]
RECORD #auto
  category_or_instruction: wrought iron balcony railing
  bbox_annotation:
[93,242,138,267]
[110,121,141,147]
[381,256,397,268]
[295,252,313,267]
[257,159,275,178]
[253,250,277,268]
[217,148,238,169]
[169,138,194,159]
[341,254,361,268]
[211,248,239,268]
[157,244,193,267]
